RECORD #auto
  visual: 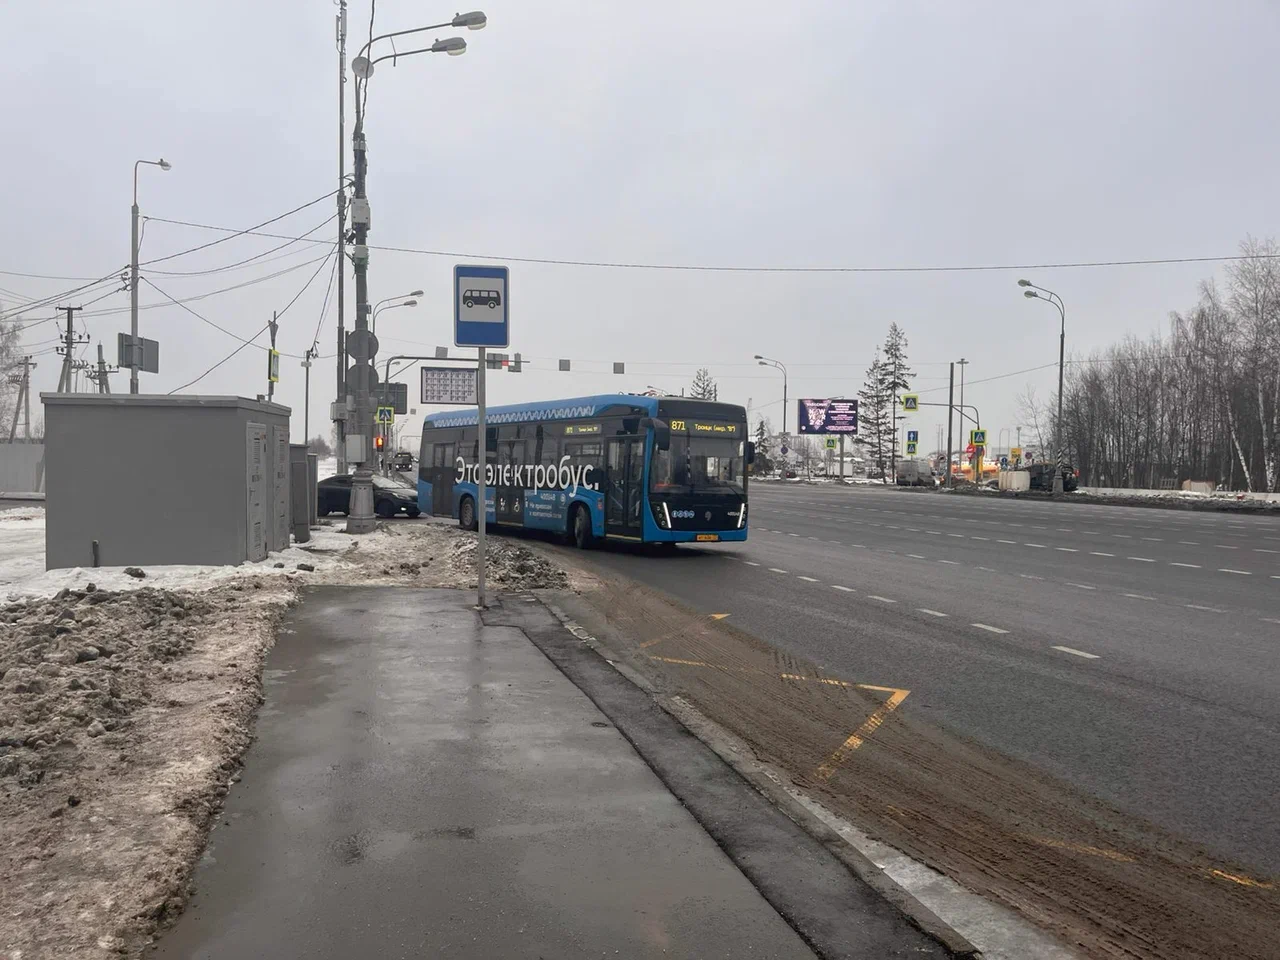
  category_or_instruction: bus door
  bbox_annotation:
[431,442,455,515]
[605,437,644,538]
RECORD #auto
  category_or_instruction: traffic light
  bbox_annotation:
[374,434,385,451]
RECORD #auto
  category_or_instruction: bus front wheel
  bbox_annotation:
[459,496,478,531]
[571,505,594,549]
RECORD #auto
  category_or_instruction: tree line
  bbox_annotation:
[1051,237,1280,491]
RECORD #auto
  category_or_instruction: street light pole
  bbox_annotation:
[1018,280,1067,494]
[335,0,349,472]
[371,296,419,335]
[344,15,480,533]
[754,354,788,435]
[130,158,171,394]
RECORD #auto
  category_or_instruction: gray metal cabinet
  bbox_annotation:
[247,422,268,562]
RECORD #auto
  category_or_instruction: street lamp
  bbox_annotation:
[343,15,483,536]
[1017,279,1066,494]
[372,298,418,335]
[130,158,172,394]
[754,355,788,436]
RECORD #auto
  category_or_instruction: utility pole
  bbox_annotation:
[957,358,969,483]
[88,344,116,394]
[945,362,954,489]
[334,0,349,473]
[889,354,899,484]
[303,346,318,444]
[345,68,377,533]
[6,357,35,442]
[55,307,88,393]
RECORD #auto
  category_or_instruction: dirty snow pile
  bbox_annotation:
[0,577,289,959]
[0,514,569,959]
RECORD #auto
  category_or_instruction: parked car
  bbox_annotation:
[317,474,421,518]
[895,459,936,487]
[1025,462,1080,492]
[392,451,415,471]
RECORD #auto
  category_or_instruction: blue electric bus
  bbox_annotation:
[418,394,752,547]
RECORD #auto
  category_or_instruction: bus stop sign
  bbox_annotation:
[454,264,509,348]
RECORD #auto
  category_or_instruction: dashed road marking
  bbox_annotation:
[1179,541,1200,545]
[1055,547,1079,553]
[971,536,990,541]
[1113,534,1132,539]
[1186,604,1225,613]
[1123,593,1156,600]
[1142,537,1163,542]
[1053,645,1100,659]
[1219,568,1252,575]
[1020,573,1044,580]
[972,623,1009,634]
[1170,562,1201,568]
[1128,557,1156,563]
[926,530,942,535]
[867,595,897,603]
[997,539,1016,544]
[917,608,948,617]
[1066,582,1096,590]
[1263,617,1280,625]
[743,561,761,566]
[768,567,789,574]
[1025,543,1047,548]
[796,575,819,582]
[947,533,965,538]
[831,585,854,592]
[788,532,800,537]
[1216,544,1238,549]
[1091,551,1115,557]
[1255,548,1279,554]
[907,554,926,560]
[937,559,959,565]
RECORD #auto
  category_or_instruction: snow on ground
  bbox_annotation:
[1,511,567,959]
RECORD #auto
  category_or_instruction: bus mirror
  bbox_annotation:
[645,418,671,451]
[745,440,756,465]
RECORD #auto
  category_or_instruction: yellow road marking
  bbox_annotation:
[639,613,732,648]
[710,613,731,620]
[649,655,716,667]
[1031,836,1135,863]
[1210,869,1274,890]
[815,687,910,780]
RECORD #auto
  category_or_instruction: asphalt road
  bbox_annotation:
[569,483,1280,877]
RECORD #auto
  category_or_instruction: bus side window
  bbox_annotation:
[421,442,434,470]
[538,426,559,469]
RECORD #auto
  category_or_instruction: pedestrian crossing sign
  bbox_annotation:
[824,437,838,450]
[906,441,918,455]
[376,405,395,424]
[970,428,987,446]
[901,394,919,412]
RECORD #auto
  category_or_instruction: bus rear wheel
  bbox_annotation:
[459,495,478,531]
[571,505,594,549]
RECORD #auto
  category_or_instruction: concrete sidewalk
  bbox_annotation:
[149,587,947,959]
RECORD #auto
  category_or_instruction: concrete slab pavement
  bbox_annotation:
[148,587,946,959]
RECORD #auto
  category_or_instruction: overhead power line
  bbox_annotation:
[134,217,1280,274]
[143,211,339,277]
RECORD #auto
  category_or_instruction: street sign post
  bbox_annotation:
[454,264,511,610]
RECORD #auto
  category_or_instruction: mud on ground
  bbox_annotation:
[545,552,1279,960]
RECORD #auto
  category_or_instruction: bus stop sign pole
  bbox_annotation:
[476,347,487,609]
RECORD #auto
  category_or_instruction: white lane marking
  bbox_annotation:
[797,575,819,582]
[788,532,800,537]
[906,527,921,532]
[808,535,820,540]
[925,530,942,535]
[1170,562,1201,568]
[743,561,761,566]
[978,566,996,572]
[1142,537,1163,542]
[918,608,948,617]
[1052,645,1100,660]
[1082,530,1102,535]
[947,533,965,538]
[1128,557,1156,563]
[1123,593,1156,600]
[1113,534,1132,539]
[970,536,990,541]
[1057,528,1074,532]
[997,539,1016,544]
[1263,618,1280,625]
[1020,573,1044,580]
[972,623,1009,634]
[1066,582,1096,590]
[1255,548,1280,554]
[1219,568,1253,575]
[831,585,855,592]
[887,525,901,530]
[937,559,960,565]
[1186,604,1225,613]
[1179,541,1200,545]
[1031,525,1047,530]
[1025,543,1047,548]
[1091,551,1115,557]
[1216,544,1238,549]
[768,567,789,574]
[907,554,927,560]
[1055,547,1079,553]
[850,543,867,549]
[867,595,897,603]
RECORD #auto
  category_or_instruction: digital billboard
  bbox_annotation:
[797,398,858,434]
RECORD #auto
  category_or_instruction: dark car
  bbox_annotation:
[392,451,414,471]
[317,474,421,518]
[1025,462,1079,492]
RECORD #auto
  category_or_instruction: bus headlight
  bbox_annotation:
[653,501,671,529]
[735,503,747,528]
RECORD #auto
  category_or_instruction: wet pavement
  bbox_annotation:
[148,586,821,959]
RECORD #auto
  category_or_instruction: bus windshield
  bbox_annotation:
[650,433,745,494]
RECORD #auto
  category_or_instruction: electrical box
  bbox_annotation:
[346,433,369,465]
[350,198,371,227]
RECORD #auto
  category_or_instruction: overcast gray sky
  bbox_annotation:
[4,0,1278,451]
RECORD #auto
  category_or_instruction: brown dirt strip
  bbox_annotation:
[550,555,1279,960]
